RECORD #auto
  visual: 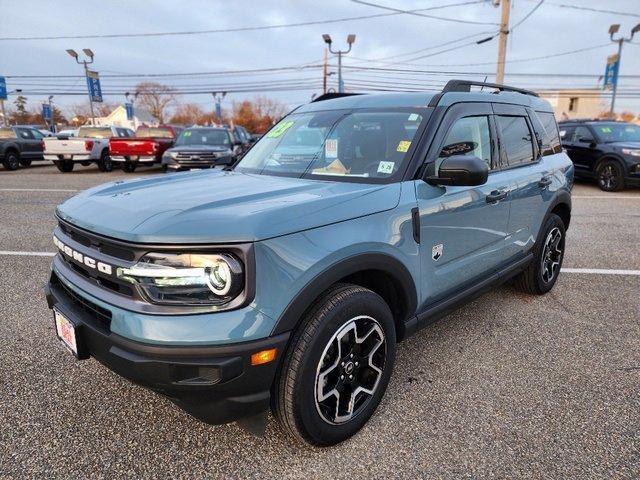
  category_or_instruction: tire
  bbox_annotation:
[3,151,20,170]
[597,159,625,192]
[19,158,32,167]
[97,150,113,172]
[121,162,137,173]
[274,284,396,446]
[54,160,74,172]
[514,213,566,295]
[161,164,168,173]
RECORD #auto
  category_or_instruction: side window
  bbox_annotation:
[16,128,34,140]
[536,112,562,155]
[558,126,574,144]
[30,129,44,139]
[436,116,492,170]
[571,126,594,144]
[496,116,534,166]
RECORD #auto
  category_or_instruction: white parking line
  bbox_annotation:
[0,250,639,276]
[561,268,640,276]
[0,188,77,193]
[0,250,55,257]
[573,195,640,200]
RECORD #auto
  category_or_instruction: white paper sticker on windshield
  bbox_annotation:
[377,161,394,174]
[408,113,420,121]
[325,139,338,159]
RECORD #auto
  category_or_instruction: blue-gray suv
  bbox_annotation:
[45,80,573,446]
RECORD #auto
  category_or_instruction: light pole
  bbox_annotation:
[66,48,96,124]
[212,92,226,125]
[322,34,356,93]
[48,95,54,132]
[608,23,640,114]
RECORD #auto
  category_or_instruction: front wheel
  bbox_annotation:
[53,160,74,172]
[597,160,625,192]
[97,150,113,172]
[514,213,566,295]
[274,284,396,446]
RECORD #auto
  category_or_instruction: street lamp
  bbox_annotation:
[608,23,640,114]
[212,91,227,125]
[322,34,356,93]
[67,48,96,124]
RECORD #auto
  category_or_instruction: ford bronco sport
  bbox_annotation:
[45,80,573,446]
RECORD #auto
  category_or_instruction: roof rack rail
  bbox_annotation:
[311,92,364,102]
[442,79,539,97]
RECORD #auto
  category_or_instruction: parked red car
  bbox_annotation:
[109,125,183,172]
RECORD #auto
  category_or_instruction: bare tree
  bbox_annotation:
[134,82,178,123]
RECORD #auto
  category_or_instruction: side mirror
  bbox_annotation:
[426,155,488,187]
[578,137,596,147]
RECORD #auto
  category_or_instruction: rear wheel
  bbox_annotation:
[597,160,625,192]
[97,150,113,172]
[53,160,74,172]
[3,151,20,170]
[121,162,137,173]
[274,284,396,446]
[514,213,565,295]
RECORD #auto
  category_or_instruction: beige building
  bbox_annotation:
[537,89,606,121]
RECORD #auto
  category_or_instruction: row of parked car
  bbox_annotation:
[0,123,258,173]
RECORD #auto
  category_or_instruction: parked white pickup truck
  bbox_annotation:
[43,126,133,172]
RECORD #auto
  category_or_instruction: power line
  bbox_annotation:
[511,0,544,31]
[539,1,640,18]
[350,0,498,25]
[0,2,490,42]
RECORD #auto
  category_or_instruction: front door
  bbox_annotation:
[566,125,601,175]
[415,103,511,308]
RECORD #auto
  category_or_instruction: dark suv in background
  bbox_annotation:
[558,120,640,191]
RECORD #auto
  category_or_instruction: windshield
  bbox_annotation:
[0,128,17,139]
[78,127,113,139]
[175,128,230,147]
[136,127,174,138]
[235,109,426,182]
[592,123,640,143]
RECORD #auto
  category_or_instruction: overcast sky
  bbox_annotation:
[1,0,639,116]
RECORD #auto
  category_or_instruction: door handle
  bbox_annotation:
[486,190,508,203]
[538,176,552,188]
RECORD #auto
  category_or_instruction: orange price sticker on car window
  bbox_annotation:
[397,141,411,152]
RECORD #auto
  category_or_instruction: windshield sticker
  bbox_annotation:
[600,127,612,133]
[377,161,395,174]
[325,139,338,159]
[408,113,420,122]
[397,140,411,152]
[267,120,294,138]
[183,131,192,137]
[559,130,566,137]
[202,136,207,142]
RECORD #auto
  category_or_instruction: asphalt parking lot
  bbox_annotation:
[1,163,638,479]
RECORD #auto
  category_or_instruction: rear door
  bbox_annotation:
[14,127,41,158]
[415,103,512,304]
[493,104,549,261]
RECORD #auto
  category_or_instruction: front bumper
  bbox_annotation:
[45,270,290,425]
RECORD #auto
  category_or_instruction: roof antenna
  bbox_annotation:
[480,76,488,92]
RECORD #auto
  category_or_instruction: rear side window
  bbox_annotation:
[496,116,534,166]
[536,112,562,155]
[436,116,492,170]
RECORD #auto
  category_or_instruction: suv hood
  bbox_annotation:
[57,170,401,243]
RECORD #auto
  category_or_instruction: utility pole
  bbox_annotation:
[608,23,640,115]
[322,47,328,94]
[66,49,96,124]
[495,0,511,84]
[322,34,356,93]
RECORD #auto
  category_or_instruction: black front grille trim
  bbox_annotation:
[51,272,112,331]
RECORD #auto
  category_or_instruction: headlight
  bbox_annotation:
[170,151,179,159]
[622,148,640,157]
[117,252,244,306]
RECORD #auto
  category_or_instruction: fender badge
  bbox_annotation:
[432,244,443,261]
